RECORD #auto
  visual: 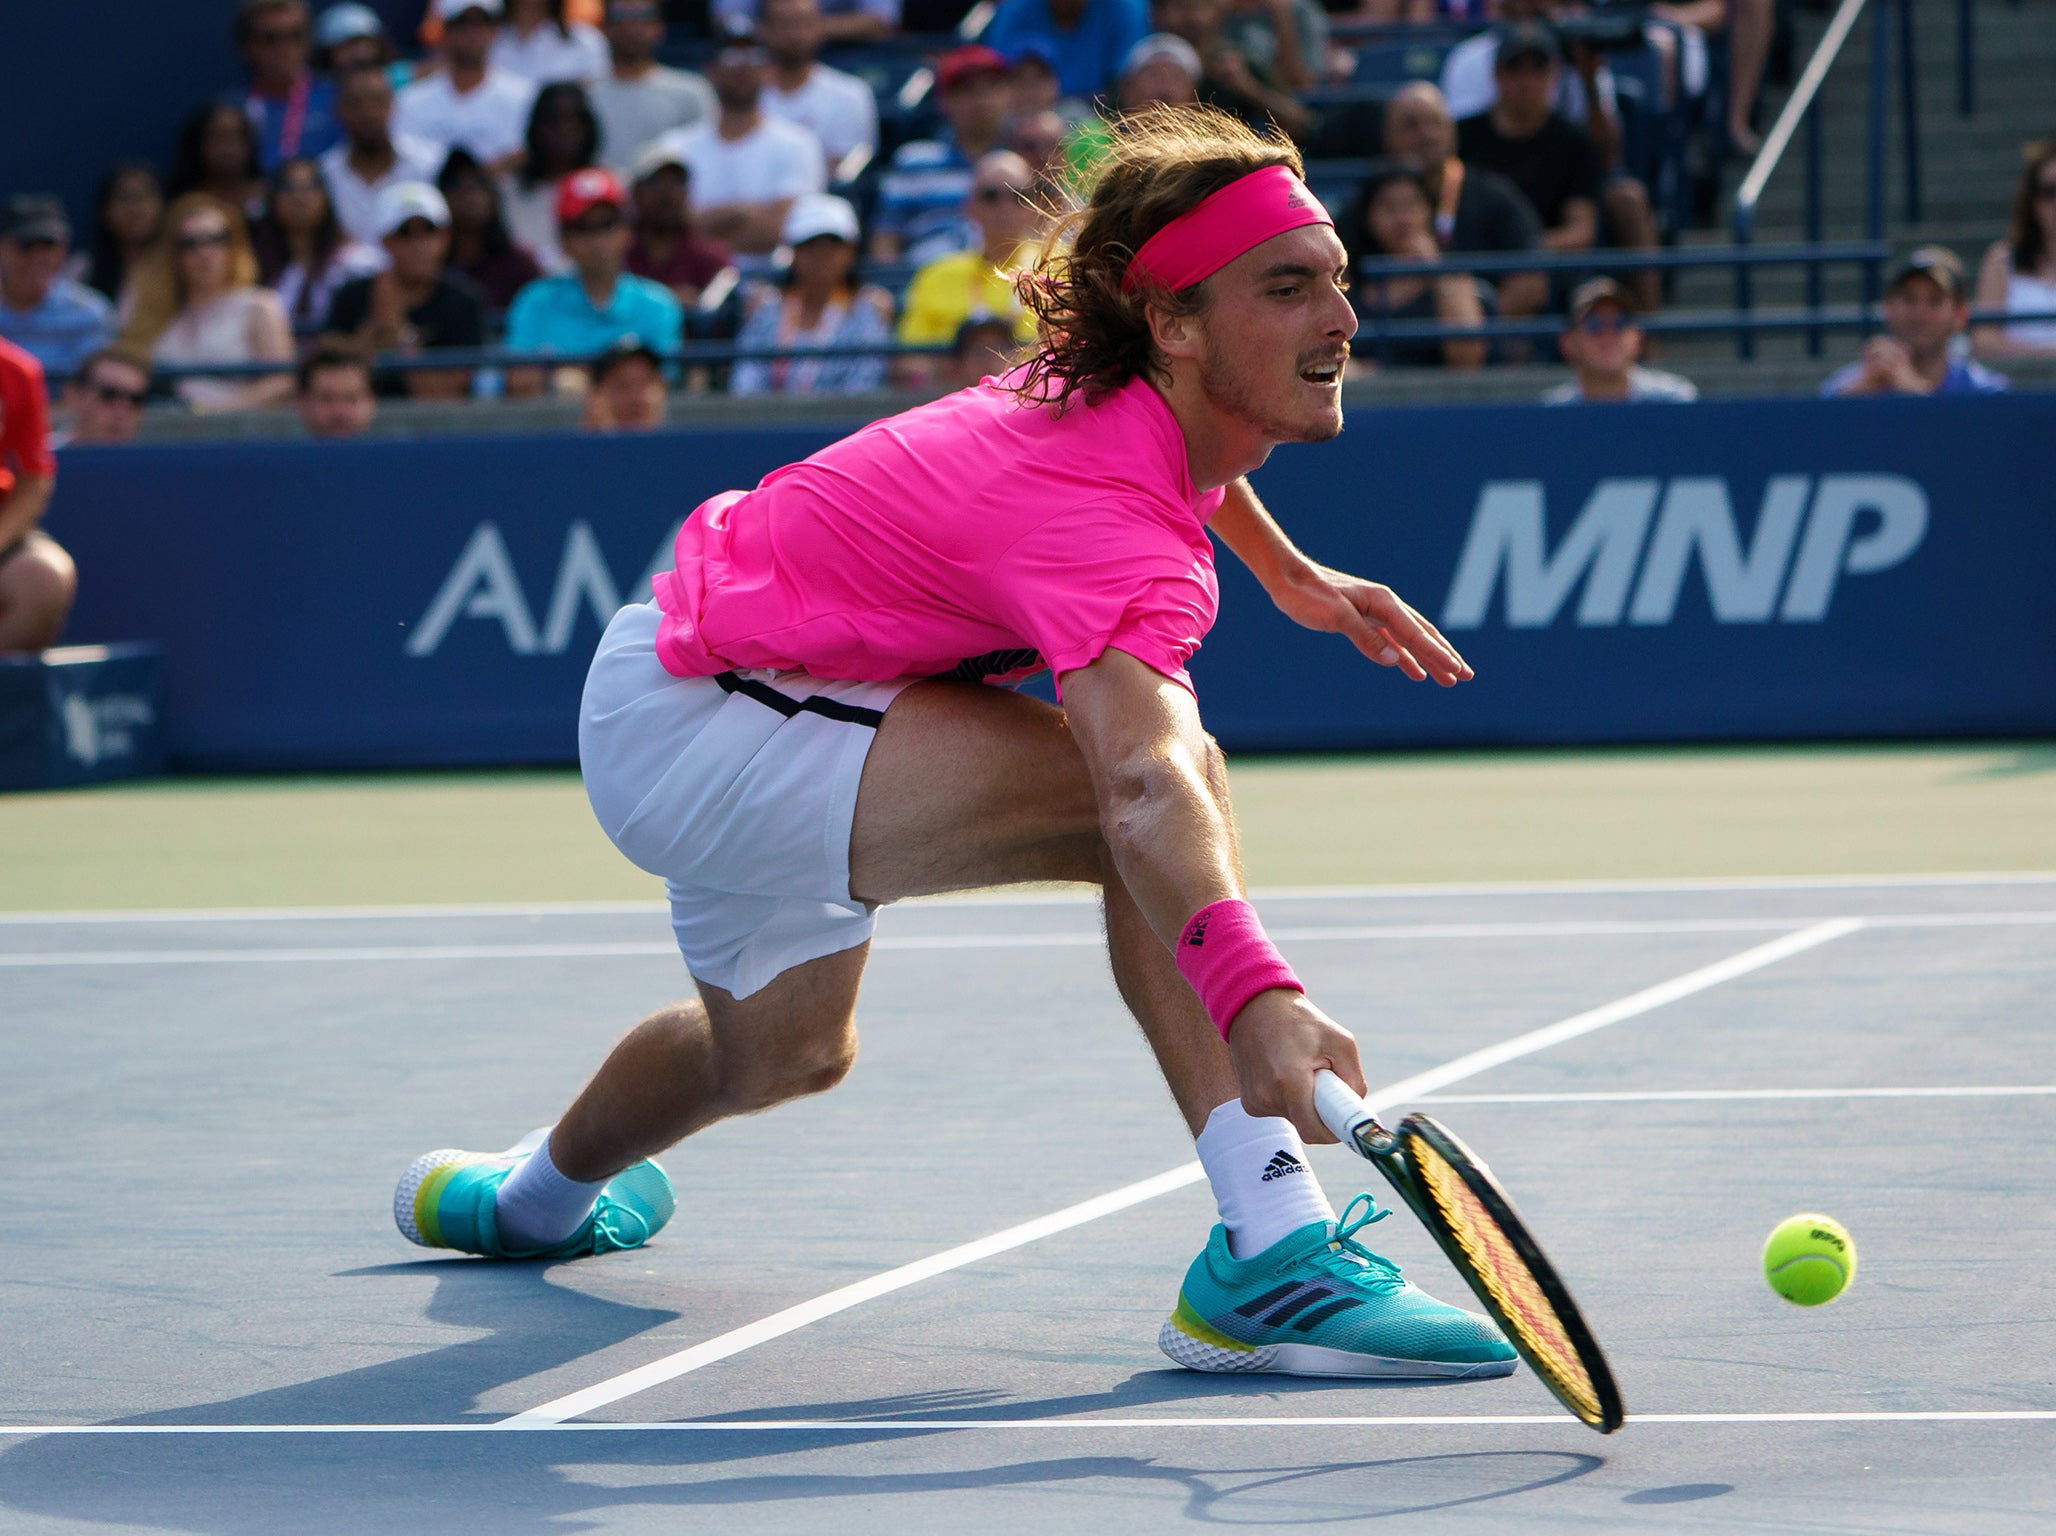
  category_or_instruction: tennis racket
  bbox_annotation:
[1313,1069,1624,1434]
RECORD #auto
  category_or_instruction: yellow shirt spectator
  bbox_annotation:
[897,249,1037,347]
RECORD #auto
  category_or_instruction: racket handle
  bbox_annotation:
[1314,1069,1379,1147]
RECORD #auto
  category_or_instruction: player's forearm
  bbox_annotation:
[0,477,54,551]
[1211,477,1316,595]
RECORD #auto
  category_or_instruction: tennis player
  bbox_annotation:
[398,104,1516,1381]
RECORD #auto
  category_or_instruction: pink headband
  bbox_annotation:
[1122,165,1334,294]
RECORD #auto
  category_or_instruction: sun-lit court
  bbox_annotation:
[3,862,2050,1531]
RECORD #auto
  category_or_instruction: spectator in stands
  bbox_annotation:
[984,0,1149,104]
[1973,143,2056,362]
[1008,41,1065,117]
[1440,0,1622,168]
[254,156,383,333]
[59,350,153,447]
[169,102,269,220]
[314,3,409,85]
[946,313,1020,388]
[502,83,603,271]
[1543,277,1693,401]
[324,183,489,398]
[505,168,684,393]
[438,149,547,310]
[238,0,343,172]
[897,151,1040,386]
[1010,108,1075,196]
[731,193,892,396]
[1151,0,1311,140]
[297,344,379,437]
[626,142,735,307]
[713,0,899,45]
[124,195,296,415]
[1822,248,2008,398]
[84,164,166,311]
[0,337,70,654]
[588,0,715,171]
[395,0,541,172]
[1342,159,1487,370]
[1456,22,1660,312]
[1643,0,1770,153]
[869,46,1014,263]
[0,198,117,378]
[659,25,827,268]
[322,63,447,247]
[1219,0,1325,96]
[1383,83,1546,323]
[581,335,668,429]
[760,0,880,169]
[1116,30,1202,110]
[493,0,610,84]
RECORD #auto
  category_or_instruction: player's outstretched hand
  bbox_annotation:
[1228,992,1368,1144]
[1270,564,1474,686]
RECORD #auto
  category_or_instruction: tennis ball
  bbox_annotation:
[1763,1213,1856,1306]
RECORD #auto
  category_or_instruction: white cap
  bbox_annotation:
[316,2,386,48]
[432,0,504,20]
[629,137,689,185]
[781,192,860,247]
[1121,32,1202,80]
[373,181,451,238]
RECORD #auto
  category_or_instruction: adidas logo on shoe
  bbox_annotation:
[1260,1150,1307,1182]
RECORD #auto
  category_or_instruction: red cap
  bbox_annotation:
[937,44,1009,92]
[557,167,626,224]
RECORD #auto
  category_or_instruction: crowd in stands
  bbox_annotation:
[2,0,2051,459]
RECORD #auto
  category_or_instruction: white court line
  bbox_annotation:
[1420,1086,2056,1106]
[8,909,2052,970]
[1,1410,2050,1437]
[3,870,2051,926]
[503,919,1859,1428]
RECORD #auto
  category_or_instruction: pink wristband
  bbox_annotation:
[1175,898,1304,1041]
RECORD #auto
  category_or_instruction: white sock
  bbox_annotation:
[1195,1100,1337,1260]
[493,1132,606,1251]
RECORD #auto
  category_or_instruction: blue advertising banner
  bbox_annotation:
[48,393,2056,769]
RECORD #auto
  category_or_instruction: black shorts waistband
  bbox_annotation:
[714,671,886,729]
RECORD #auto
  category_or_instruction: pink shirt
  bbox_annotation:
[652,372,1226,695]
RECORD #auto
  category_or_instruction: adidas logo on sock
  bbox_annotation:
[1260,1150,1307,1182]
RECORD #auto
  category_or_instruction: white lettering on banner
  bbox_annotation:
[407,522,678,658]
[1442,474,1930,631]
[58,692,155,767]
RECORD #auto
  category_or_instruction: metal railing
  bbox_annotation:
[1732,0,1926,359]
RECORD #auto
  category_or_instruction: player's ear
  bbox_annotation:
[1146,299,1203,363]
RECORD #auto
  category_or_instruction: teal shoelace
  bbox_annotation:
[1309,1192,1406,1295]
[588,1194,652,1252]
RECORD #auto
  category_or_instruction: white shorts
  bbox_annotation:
[579,602,910,999]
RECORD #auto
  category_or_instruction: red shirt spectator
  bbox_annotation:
[0,336,73,653]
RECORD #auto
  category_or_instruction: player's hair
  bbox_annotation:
[1011,103,1302,412]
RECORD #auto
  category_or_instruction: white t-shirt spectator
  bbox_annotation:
[319,134,449,245]
[1439,35,1616,126]
[588,69,717,173]
[490,21,610,84]
[763,64,878,166]
[662,117,826,216]
[499,173,572,274]
[1542,366,1697,404]
[394,69,540,166]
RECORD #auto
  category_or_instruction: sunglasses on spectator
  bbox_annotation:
[2036,181,2056,202]
[9,235,60,251]
[611,2,661,16]
[569,213,624,234]
[92,383,149,407]
[253,26,306,44]
[391,219,443,240]
[973,184,1029,203]
[178,229,232,251]
[1576,311,1631,334]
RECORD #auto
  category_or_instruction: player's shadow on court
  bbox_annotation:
[0,1265,1605,1533]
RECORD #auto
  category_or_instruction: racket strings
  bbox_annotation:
[1411,1143,1604,1422]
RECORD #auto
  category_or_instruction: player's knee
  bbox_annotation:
[723,1019,857,1110]
[1605,178,1652,226]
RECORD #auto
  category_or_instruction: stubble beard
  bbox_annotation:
[1199,340,1343,445]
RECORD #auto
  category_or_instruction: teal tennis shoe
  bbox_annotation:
[1160,1193,1518,1378]
[392,1132,675,1261]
